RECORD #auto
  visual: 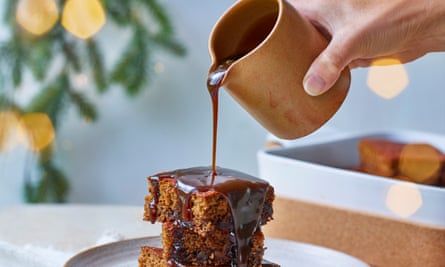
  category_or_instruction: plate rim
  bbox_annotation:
[64,236,159,267]
[64,236,370,267]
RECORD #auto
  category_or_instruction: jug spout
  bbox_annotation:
[207,58,238,90]
[208,0,280,95]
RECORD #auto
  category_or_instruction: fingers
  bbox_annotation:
[303,35,352,96]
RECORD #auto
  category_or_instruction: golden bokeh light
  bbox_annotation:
[386,182,422,218]
[0,111,21,152]
[367,58,409,99]
[399,144,442,185]
[16,0,59,35]
[62,0,106,39]
[20,113,55,152]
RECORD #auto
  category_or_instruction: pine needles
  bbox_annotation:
[0,0,185,203]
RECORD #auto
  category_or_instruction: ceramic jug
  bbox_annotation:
[209,0,351,139]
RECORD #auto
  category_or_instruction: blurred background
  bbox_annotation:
[0,0,444,206]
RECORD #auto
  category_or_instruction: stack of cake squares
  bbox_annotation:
[138,173,276,267]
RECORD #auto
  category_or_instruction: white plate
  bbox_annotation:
[64,236,369,267]
[258,130,445,228]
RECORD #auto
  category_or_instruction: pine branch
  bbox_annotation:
[86,40,107,92]
[25,156,69,203]
[24,177,47,203]
[24,181,33,202]
[2,0,186,204]
[111,25,150,96]
[42,160,69,203]
[0,41,22,88]
[61,41,81,72]
[25,147,52,203]
[34,173,50,203]
[26,37,54,81]
[103,0,132,26]
[151,34,186,57]
[0,44,10,92]
[140,0,174,35]
[68,90,98,121]
[11,36,24,87]
[26,73,69,128]
[0,94,20,111]
[12,57,22,87]
[0,95,11,109]
[39,146,53,163]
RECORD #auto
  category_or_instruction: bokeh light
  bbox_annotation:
[399,144,442,185]
[20,113,55,152]
[73,73,89,88]
[367,58,409,99]
[0,111,21,152]
[386,182,422,218]
[264,140,283,149]
[62,0,106,39]
[154,62,165,74]
[16,0,59,35]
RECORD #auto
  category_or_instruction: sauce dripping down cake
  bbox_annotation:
[142,167,275,266]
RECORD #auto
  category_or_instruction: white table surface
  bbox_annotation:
[0,205,161,253]
[0,205,373,267]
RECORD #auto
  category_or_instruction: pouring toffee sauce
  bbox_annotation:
[150,14,277,267]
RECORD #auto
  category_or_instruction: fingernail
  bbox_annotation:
[303,74,326,96]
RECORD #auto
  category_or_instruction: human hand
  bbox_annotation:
[290,0,445,96]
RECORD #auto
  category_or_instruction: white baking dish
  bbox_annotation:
[258,130,445,229]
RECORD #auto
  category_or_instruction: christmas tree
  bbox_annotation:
[0,0,185,203]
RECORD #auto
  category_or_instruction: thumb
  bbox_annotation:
[303,36,352,96]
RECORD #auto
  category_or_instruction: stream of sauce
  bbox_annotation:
[207,59,234,178]
[149,13,278,267]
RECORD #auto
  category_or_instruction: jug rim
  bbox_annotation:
[208,0,284,75]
